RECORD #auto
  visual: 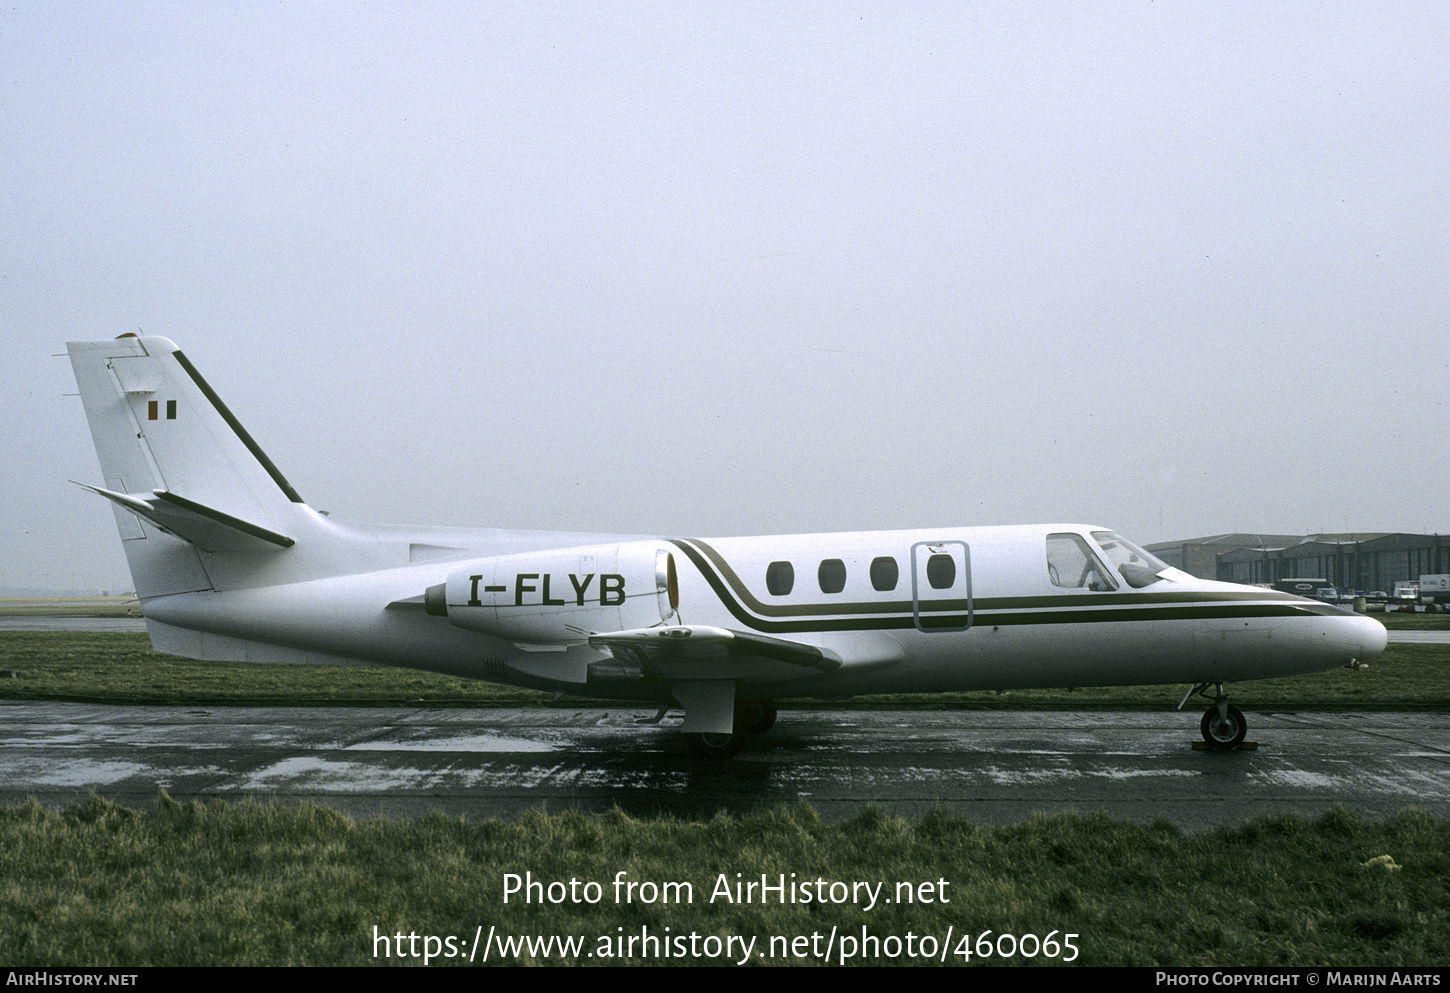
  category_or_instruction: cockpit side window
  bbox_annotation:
[1046,533,1118,591]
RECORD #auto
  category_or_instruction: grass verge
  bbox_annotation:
[0,796,1444,966]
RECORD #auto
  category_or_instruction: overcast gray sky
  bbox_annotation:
[4,2,1447,593]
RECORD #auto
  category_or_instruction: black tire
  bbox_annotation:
[736,698,778,736]
[1201,704,1247,751]
[686,732,743,758]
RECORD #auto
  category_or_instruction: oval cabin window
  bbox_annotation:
[870,556,899,591]
[926,553,956,590]
[766,561,795,596]
[818,559,847,594]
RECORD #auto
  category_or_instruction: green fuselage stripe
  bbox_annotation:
[668,538,1336,636]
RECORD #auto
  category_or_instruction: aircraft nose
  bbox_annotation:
[1351,614,1388,662]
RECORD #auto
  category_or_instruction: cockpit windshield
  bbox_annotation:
[1091,531,1171,589]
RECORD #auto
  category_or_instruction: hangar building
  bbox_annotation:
[1146,533,1450,591]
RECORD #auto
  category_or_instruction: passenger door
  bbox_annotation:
[911,540,971,632]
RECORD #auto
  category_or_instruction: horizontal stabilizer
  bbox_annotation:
[75,482,295,552]
[588,625,840,684]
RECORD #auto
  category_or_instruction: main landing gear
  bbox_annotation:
[685,698,777,758]
[1184,682,1247,751]
[735,697,778,736]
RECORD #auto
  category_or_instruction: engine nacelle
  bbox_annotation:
[429,541,679,646]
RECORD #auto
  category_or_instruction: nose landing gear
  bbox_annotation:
[1183,682,1249,751]
[1201,700,1247,751]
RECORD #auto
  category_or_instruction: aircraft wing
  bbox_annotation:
[588,626,840,684]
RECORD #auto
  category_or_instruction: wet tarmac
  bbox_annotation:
[1,702,1445,830]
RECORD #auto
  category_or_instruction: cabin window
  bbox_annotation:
[1046,533,1117,591]
[818,559,846,594]
[926,553,956,590]
[870,556,899,591]
[766,561,795,596]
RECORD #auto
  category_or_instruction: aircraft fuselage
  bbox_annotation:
[66,335,1388,753]
[135,519,1385,701]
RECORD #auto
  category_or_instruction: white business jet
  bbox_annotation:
[67,335,1386,756]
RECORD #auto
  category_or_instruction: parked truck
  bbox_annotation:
[1273,578,1331,598]
[1418,575,1449,607]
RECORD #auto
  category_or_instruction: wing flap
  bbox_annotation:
[588,625,839,683]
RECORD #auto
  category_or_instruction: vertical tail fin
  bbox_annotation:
[68,335,311,597]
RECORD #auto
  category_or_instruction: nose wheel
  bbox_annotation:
[1185,682,1249,750]
[1200,701,1247,751]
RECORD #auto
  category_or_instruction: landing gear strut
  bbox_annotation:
[1189,682,1247,751]
[683,698,777,757]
